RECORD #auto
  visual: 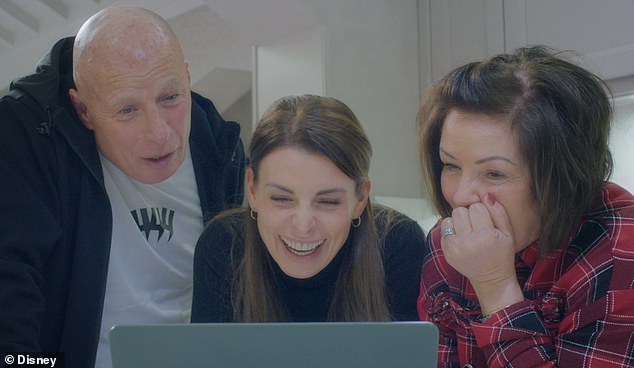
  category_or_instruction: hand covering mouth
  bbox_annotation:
[280,236,325,255]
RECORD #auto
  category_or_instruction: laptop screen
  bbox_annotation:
[110,321,438,368]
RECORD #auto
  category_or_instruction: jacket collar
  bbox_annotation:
[11,36,75,110]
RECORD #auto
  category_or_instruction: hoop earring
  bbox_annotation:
[352,217,361,228]
[250,209,257,220]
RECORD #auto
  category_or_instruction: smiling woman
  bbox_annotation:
[191,94,425,323]
[247,146,368,280]
[417,45,634,368]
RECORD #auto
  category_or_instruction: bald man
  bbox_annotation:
[0,6,245,367]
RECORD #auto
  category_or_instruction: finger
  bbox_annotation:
[483,193,513,236]
[451,206,472,234]
[468,202,494,230]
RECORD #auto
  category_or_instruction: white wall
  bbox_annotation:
[253,0,424,198]
[252,0,430,229]
[253,26,327,123]
[504,0,634,82]
[300,0,423,199]
[424,0,505,82]
[611,96,634,194]
[421,0,634,89]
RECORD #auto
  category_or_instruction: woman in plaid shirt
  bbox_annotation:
[417,45,634,367]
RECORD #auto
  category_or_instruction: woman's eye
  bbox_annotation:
[486,171,507,180]
[441,163,459,171]
[318,199,341,206]
[271,196,292,203]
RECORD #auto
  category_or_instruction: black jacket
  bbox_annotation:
[0,37,245,367]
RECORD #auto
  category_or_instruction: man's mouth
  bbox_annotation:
[146,152,172,162]
[281,236,325,256]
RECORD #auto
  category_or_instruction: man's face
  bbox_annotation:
[70,44,192,184]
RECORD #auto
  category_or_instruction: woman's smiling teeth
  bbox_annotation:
[281,236,325,256]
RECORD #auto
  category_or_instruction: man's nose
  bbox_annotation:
[144,106,170,143]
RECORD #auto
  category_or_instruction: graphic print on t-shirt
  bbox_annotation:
[131,207,175,241]
[95,149,203,368]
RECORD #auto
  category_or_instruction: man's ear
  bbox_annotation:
[68,88,93,130]
[184,60,192,86]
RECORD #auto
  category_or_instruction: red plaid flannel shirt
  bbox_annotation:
[418,182,634,368]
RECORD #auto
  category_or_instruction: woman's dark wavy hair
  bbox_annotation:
[231,94,392,321]
[418,45,613,255]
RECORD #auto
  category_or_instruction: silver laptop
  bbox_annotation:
[110,321,438,368]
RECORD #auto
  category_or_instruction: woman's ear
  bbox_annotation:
[245,167,257,211]
[354,179,372,218]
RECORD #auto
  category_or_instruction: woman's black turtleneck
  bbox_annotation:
[191,209,425,322]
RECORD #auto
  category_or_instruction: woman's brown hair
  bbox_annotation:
[418,46,613,255]
[233,94,392,321]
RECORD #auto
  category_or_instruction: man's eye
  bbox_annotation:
[162,94,181,105]
[119,106,135,115]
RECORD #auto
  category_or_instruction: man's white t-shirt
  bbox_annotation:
[94,149,203,368]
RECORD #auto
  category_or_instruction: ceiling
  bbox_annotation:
[0,0,321,112]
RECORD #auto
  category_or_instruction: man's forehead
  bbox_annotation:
[89,22,173,57]
[79,29,181,85]
[73,7,185,92]
[75,9,179,70]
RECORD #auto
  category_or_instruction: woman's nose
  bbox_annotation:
[292,207,316,233]
[450,178,482,208]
